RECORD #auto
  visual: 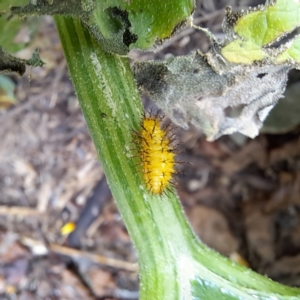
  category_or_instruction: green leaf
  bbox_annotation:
[221,0,300,65]
[0,0,28,54]
[277,35,300,63]
[10,0,194,54]
[191,278,239,300]
[0,0,41,54]
[234,0,300,47]
[220,39,265,64]
[0,15,24,53]
[94,0,195,50]
[0,0,28,11]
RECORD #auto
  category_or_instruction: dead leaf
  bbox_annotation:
[187,205,238,256]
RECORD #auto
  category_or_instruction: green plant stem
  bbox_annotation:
[55,16,300,300]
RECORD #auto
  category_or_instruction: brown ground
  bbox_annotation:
[1,0,300,299]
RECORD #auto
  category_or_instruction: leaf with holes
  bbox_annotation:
[10,0,194,55]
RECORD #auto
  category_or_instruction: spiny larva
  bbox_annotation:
[133,111,178,195]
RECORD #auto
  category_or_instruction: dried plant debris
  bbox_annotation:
[134,0,300,140]
[0,47,26,76]
[134,51,289,140]
[0,47,44,76]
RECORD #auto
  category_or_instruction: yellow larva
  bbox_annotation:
[133,112,177,194]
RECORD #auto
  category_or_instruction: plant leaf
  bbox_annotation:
[93,0,195,50]
[0,0,32,53]
[222,0,300,66]
[11,0,194,54]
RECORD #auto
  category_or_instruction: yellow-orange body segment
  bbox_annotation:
[138,117,176,194]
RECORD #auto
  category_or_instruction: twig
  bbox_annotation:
[49,244,138,272]
[21,237,138,272]
[162,9,225,48]
[0,206,43,217]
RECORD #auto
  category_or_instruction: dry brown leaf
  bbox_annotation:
[187,205,238,256]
